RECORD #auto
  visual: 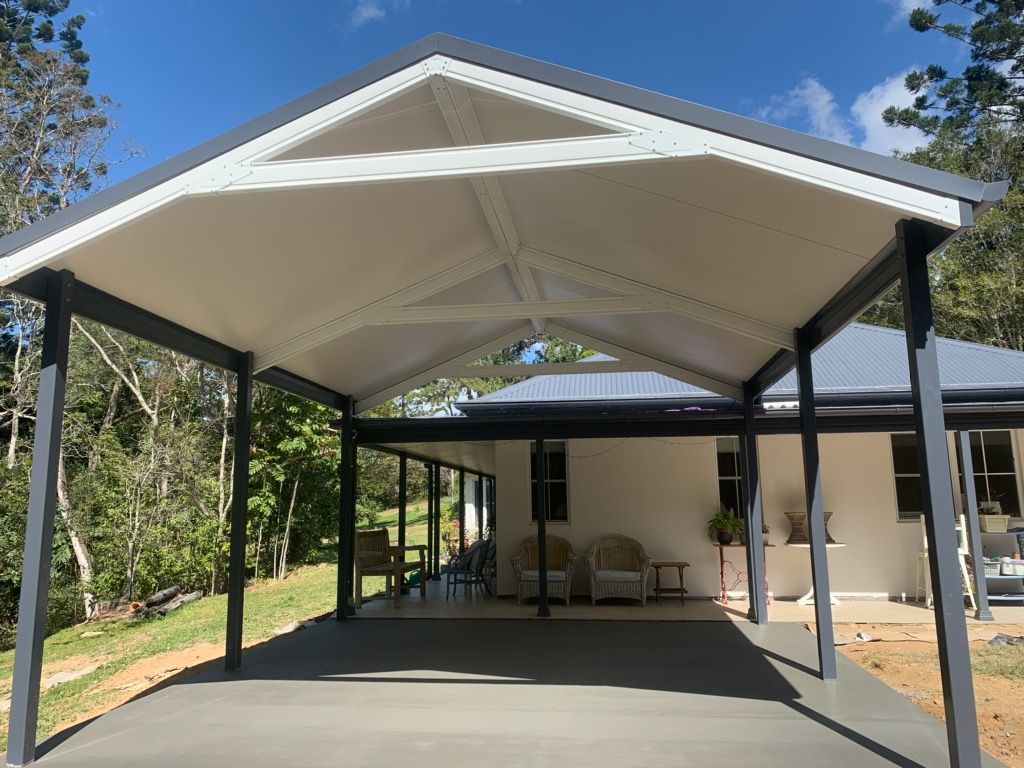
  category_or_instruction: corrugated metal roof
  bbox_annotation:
[472,324,1024,405]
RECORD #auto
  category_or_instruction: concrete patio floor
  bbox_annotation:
[34,619,1002,767]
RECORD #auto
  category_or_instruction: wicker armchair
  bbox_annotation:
[510,535,576,605]
[585,534,652,606]
[355,528,426,608]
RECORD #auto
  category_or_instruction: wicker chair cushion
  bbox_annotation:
[594,569,641,582]
[519,569,568,582]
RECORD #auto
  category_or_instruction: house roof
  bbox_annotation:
[461,323,1024,411]
[0,34,1007,414]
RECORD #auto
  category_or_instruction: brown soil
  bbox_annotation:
[834,623,1024,767]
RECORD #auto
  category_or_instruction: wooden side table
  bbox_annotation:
[651,561,690,605]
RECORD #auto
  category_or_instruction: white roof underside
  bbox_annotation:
[0,43,989,413]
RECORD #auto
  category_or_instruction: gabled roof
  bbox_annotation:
[463,324,1024,411]
[0,35,1007,414]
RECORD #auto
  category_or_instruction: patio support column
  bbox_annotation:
[336,395,357,619]
[899,219,981,768]
[534,438,550,617]
[795,327,837,680]
[398,454,407,548]
[458,468,466,555]
[742,383,768,625]
[5,270,74,768]
[425,464,434,578]
[432,463,442,580]
[956,431,993,622]
[225,351,253,671]
[475,474,484,541]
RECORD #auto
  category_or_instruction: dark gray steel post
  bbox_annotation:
[795,327,838,680]
[432,463,442,580]
[425,464,434,578]
[398,454,407,548]
[6,270,74,768]
[336,395,356,619]
[458,468,466,556]
[225,351,253,671]
[956,431,993,621]
[899,219,981,768]
[475,474,484,541]
[534,438,550,617]
[742,384,768,625]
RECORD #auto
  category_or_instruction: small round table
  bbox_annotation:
[651,561,690,605]
[784,542,846,605]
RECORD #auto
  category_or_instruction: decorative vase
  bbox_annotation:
[716,529,734,546]
[784,510,836,545]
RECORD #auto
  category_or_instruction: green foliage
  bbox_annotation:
[706,506,744,540]
[883,1,1023,138]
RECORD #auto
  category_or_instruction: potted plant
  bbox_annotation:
[740,520,770,546]
[707,506,744,546]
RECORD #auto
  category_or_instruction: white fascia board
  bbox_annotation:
[451,361,646,377]
[354,324,535,413]
[253,248,505,372]
[0,63,432,283]
[517,247,794,350]
[371,296,655,325]
[198,133,698,194]
[446,59,966,228]
[544,322,743,400]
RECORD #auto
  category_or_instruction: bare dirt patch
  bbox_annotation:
[830,622,1024,767]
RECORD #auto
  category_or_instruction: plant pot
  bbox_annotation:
[716,529,734,546]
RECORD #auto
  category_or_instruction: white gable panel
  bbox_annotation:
[47,179,494,355]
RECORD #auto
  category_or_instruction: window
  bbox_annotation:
[530,441,568,522]
[890,433,923,521]
[716,437,744,516]
[889,430,1022,521]
[969,431,1021,517]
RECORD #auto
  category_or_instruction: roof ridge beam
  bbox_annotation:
[253,248,505,372]
[194,133,702,195]
[371,296,656,325]
[429,74,545,332]
[354,324,536,413]
[544,322,743,400]
[449,361,649,377]
[518,247,794,350]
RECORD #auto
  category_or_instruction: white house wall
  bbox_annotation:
[494,430,1024,600]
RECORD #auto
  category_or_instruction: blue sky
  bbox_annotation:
[72,0,968,184]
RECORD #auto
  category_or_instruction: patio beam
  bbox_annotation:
[354,324,534,413]
[425,463,434,579]
[955,431,993,622]
[518,247,794,350]
[742,383,768,625]
[534,438,551,617]
[225,351,253,671]
[795,327,837,680]
[475,474,484,541]
[430,76,545,332]
[446,360,644,378]
[899,219,981,768]
[5,270,74,768]
[337,396,357,618]
[370,296,657,325]
[543,322,743,400]
[197,133,696,195]
[398,454,408,548]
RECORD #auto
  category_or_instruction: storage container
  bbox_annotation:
[980,515,1011,533]
[985,561,1002,577]
[1001,562,1024,576]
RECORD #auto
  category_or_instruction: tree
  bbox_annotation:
[882,1,1023,138]
[865,2,1024,348]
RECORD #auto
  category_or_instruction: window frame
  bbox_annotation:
[529,440,570,524]
[967,430,1021,517]
[715,436,744,517]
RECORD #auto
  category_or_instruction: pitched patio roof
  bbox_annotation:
[462,323,1024,411]
[0,34,1007,414]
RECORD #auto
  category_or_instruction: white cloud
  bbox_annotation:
[882,0,922,27]
[759,70,928,156]
[758,77,853,145]
[850,71,928,154]
[351,0,386,27]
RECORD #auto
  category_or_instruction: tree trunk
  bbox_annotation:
[277,472,300,579]
[57,448,97,618]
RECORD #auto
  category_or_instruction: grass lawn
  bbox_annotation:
[0,563,338,753]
